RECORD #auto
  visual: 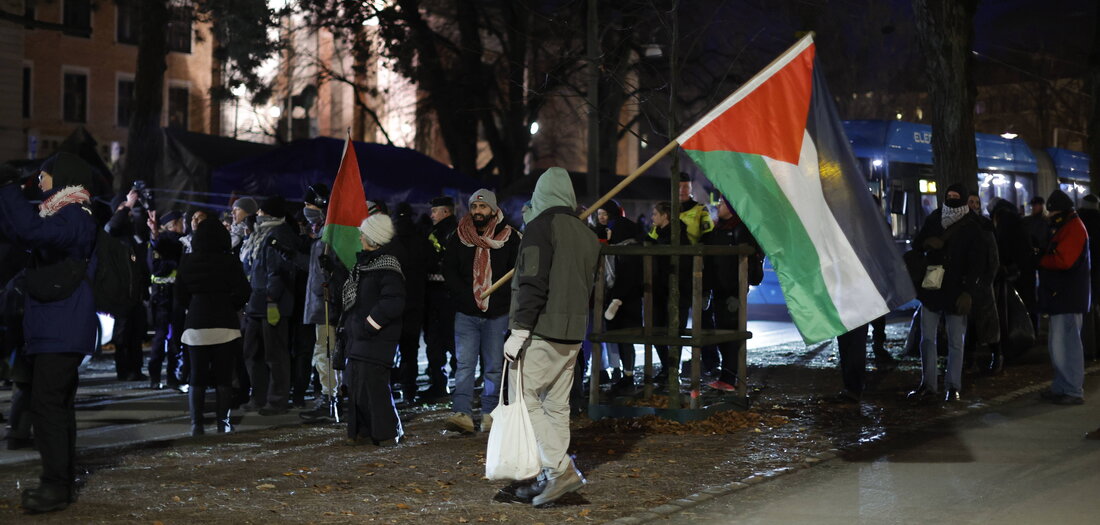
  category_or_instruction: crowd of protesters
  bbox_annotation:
[1,152,1098,513]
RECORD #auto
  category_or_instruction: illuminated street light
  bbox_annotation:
[1001,132,1018,139]
[529,121,540,135]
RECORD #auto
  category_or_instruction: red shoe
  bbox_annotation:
[706,380,736,392]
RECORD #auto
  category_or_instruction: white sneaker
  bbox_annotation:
[445,412,475,433]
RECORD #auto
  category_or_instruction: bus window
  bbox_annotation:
[1014,174,1034,210]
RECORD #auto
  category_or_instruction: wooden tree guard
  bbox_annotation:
[587,243,754,422]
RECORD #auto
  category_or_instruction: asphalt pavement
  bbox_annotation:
[656,380,1100,524]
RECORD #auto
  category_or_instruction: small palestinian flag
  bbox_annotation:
[676,34,915,343]
[322,137,370,269]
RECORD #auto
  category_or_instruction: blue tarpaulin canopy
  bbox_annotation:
[211,137,484,206]
[843,120,1038,174]
[1046,147,1090,182]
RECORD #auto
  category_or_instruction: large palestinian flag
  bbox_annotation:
[677,34,915,343]
[322,138,370,269]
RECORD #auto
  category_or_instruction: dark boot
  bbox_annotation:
[189,384,206,437]
[21,484,74,513]
[216,385,234,433]
[988,350,1004,375]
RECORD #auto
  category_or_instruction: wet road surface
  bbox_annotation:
[658,381,1100,524]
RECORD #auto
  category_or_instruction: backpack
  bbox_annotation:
[89,229,142,317]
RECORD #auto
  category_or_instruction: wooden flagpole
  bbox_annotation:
[479,139,681,299]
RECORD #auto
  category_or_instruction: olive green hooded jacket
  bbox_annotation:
[509,167,600,341]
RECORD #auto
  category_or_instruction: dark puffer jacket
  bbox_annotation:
[244,218,300,319]
[0,184,97,355]
[344,247,406,367]
[176,220,252,332]
[910,208,989,314]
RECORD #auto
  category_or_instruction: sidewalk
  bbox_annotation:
[652,379,1100,524]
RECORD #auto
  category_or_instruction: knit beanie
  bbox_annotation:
[468,189,499,213]
[259,195,286,218]
[359,214,395,247]
[233,197,259,216]
[1046,189,1074,213]
[41,152,93,190]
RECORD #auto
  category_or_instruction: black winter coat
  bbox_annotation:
[176,220,251,332]
[606,218,643,304]
[392,214,432,314]
[648,221,691,304]
[701,216,761,298]
[910,209,989,314]
[442,221,520,318]
[344,247,406,367]
[1076,207,1100,302]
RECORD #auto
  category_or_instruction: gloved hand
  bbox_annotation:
[318,252,335,273]
[503,329,530,362]
[725,296,740,314]
[955,292,972,316]
[268,237,293,259]
[604,299,622,321]
[266,302,281,326]
[922,237,944,251]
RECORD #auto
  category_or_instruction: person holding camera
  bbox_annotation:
[0,153,98,513]
[147,209,187,391]
[105,185,152,382]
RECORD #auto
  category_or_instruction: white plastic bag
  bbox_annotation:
[921,264,945,290]
[484,361,540,480]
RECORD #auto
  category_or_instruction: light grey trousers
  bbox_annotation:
[506,338,581,479]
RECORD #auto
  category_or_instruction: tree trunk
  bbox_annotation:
[122,0,170,193]
[912,0,978,194]
[1087,2,1100,190]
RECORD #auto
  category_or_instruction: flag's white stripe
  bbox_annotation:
[763,130,890,328]
[675,33,815,145]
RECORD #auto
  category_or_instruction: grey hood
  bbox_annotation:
[529,167,576,219]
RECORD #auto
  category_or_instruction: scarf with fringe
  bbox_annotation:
[39,186,90,217]
[457,209,513,311]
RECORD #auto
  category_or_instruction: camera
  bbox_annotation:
[132,180,154,209]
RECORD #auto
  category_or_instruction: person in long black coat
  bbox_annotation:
[342,214,406,446]
[176,219,252,436]
[603,214,644,391]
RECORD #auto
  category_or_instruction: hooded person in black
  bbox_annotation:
[176,219,252,435]
[390,202,432,404]
[147,209,187,390]
[600,202,644,390]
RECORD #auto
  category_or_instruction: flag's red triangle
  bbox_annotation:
[326,139,369,228]
[681,44,815,165]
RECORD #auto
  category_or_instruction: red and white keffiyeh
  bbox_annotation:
[39,186,91,217]
[456,209,513,311]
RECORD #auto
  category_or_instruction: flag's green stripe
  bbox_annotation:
[684,149,846,343]
[321,223,362,270]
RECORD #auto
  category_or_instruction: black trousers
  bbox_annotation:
[423,284,454,392]
[148,292,184,385]
[290,321,316,403]
[702,291,740,380]
[870,315,887,354]
[243,316,291,409]
[188,341,237,427]
[837,324,870,394]
[606,297,642,372]
[395,308,424,396]
[111,301,146,379]
[653,296,691,373]
[347,359,402,442]
[31,352,84,489]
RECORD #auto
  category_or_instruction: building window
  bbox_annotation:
[62,0,92,37]
[117,79,134,127]
[167,86,189,129]
[117,1,140,45]
[63,71,88,123]
[167,1,193,54]
[22,67,31,118]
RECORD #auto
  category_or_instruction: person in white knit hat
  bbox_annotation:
[340,213,406,446]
